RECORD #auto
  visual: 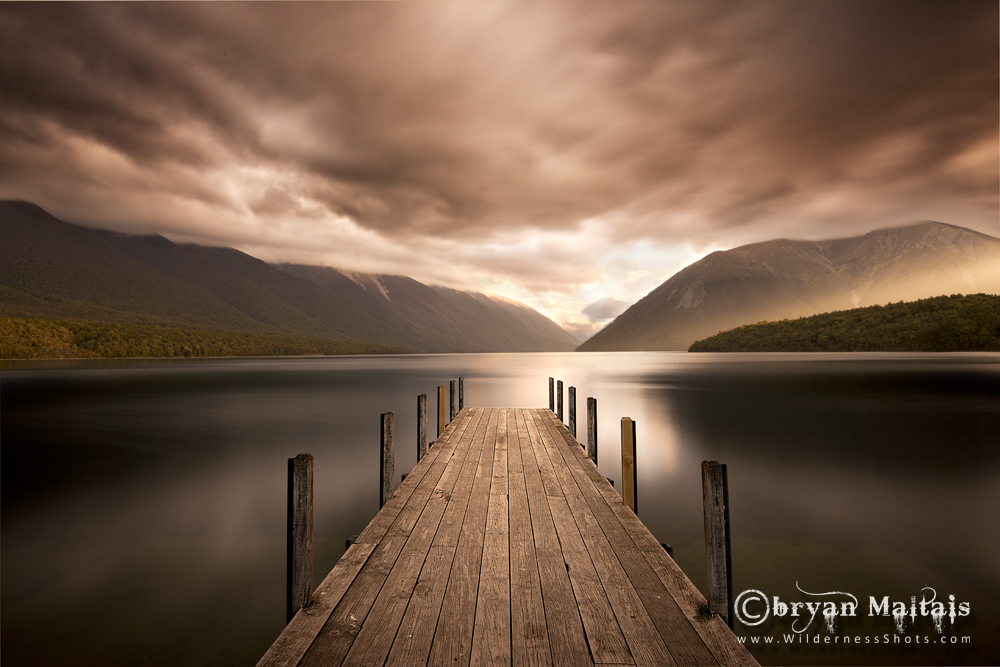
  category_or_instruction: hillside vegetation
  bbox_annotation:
[1,200,579,357]
[0,316,403,359]
[689,294,1000,352]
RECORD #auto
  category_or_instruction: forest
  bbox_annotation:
[0,316,403,359]
[689,293,1000,352]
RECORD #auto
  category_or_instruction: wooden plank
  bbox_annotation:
[471,492,511,666]
[516,409,593,666]
[529,411,675,667]
[353,409,469,547]
[297,533,409,667]
[534,410,718,666]
[550,421,751,663]
[298,415,476,666]
[547,495,634,664]
[256,542,375,667]
[427,409,498,666]
[643,553,758,666]
[384,408,488,667]
[341,414,485,666]
[507,409,553,667]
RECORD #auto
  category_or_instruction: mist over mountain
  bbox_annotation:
[578,221,1000,351]
[0,201,578,353]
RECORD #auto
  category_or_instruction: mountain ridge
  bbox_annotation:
[0,200,578,354]
[578,221,1000,351]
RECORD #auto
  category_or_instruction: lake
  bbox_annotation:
[2,352,999,666]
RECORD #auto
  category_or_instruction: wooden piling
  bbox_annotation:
[380,412,394,508]
[567,386,576,437]
[450,380,456,420]
[548,377,554,411]
[702,460,733,629]
[621,417,637,515]
[587,397,598,465]
[556,380,564,422]
[458,377,464,410]
[287,453,313,622]
[437,385,446,436]
[417,394,427,462]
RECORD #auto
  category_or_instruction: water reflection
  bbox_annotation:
[2,352,998,665]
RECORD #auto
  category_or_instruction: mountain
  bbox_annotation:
[578,221,1000,351]
[0,200,577,353]
[276,264,581,351]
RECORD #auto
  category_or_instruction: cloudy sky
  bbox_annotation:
[1,1,997,338]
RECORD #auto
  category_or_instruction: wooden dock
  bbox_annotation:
[258,407,758,666]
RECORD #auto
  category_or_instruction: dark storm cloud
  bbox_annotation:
[0,1,996,325]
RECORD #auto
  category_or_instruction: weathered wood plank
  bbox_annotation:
[471,491,511,666]
[643,553,758,666]
[384,409,488,667]
[531,411,677,667]
[341,416,483,666]
[298,414,476,666]
[353,410,462,547]
[547,496,634,664]
[257,542,375,667]
[508,409,553,667]
[427,409,498,666]
[537,410,719,666]
[516,409,593,667]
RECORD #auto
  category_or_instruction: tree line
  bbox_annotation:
[1,316,404,359]
[689,293,1000,352]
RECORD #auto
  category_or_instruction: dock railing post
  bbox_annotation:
[557,380,564,422]
[621,417,637,514]
[437,385,446,436]
[702,460,733,629]
[568,386,576,437]
[587,397,597,464]
[548,377,554,411]
[450,380,456,420]
[381,412,394,508]
[417,394,427,462]
[459,377,464,411]
[287,453,313,623]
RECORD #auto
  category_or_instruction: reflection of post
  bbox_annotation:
[417,394,427,461]
[621,417,637,514]
[587,397,598,465]
[548,377,554,411]
[381,412,394,508]
[568,386,576,438]
[287,453,313,623]
[556,380,564,422]
[702,460,733,629]
[450,380,456,420]
[458,377,464,411]
[437,385,446,436]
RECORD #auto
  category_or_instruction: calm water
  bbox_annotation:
[2,352,999,666]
